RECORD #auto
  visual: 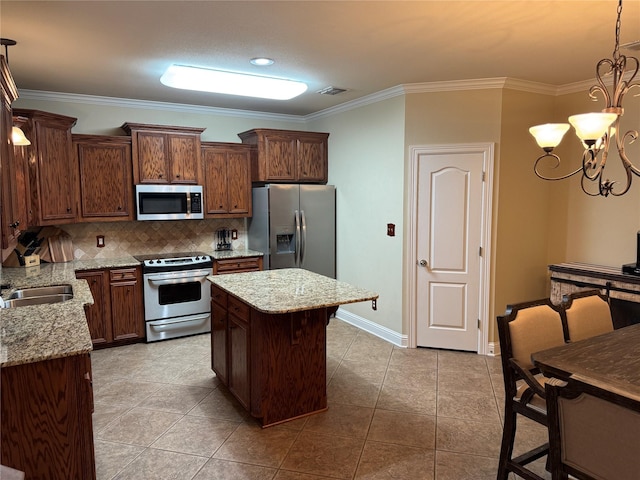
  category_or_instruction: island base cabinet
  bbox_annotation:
[1,353,96,480]
[250,308,328,427]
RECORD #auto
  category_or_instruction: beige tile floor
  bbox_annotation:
[91,319,550,480]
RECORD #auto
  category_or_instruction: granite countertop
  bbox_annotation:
[208,268,379,314]
[0,249,263,368]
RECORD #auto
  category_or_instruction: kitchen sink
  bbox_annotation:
[3,294,74,308]
[2,285,74,308]
[8,285,73,299]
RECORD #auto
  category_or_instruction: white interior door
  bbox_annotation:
[412,144,492,352]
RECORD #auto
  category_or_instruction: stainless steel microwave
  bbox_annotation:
[135,184,204,221]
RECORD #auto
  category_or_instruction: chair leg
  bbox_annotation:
[497,407,517,480]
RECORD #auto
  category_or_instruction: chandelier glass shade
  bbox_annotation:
[528,0,640,197]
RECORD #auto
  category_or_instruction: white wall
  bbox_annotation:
[309,97,406,336]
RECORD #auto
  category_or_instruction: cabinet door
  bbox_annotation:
[1,354,96,480]
[168,134,199,184]
[110,268,145,342]
[137,132,169,183]
[76,137,133,221]
[76,269,112,346]
[227,150,251,216]
[297,134,328,182]
[1,106,28,247]
[228,314,250,409]
[34,121,77,223]
[264,134,296,181]
[211,301,228,385]
[202,148,228,215]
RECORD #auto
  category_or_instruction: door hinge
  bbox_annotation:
[482,171,486,182]
[478,318,481,329]
[479,246,483,257]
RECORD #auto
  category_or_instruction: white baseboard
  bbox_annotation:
[487,341,500,357]
[335,307,407,347]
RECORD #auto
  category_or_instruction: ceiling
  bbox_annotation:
[1,1,639,117]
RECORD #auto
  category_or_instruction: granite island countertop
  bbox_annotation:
[208,268,379,314]
[0,249,263,368]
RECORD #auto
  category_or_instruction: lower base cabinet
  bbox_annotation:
[76,266,145,347]
[210,285,328,426]
[1,353,96,479]
[213,255,263,274]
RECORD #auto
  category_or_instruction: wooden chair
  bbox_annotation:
[561,289,613,343]
[545,376,640,480]
[496,298,567,480]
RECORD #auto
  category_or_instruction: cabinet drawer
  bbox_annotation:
[228,295,250,322]
[110,268,138,282]
[214,256,262,274]
[211,285,228,308]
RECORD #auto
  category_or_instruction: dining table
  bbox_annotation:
[531,323,640,402]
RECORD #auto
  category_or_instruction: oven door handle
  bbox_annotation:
[147,313,210,328]
[146,274,209,285]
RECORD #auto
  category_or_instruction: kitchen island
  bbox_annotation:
[208,268,378,427]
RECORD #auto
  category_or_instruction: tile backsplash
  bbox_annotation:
[58,219,247,260]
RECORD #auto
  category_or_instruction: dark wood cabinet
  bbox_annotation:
[213,256,263,275]
[110,267,145,342]
[75,266,145,348]
[13,108,78,226]
[201,142,252,217]
[238,128,329,184]
[209,286,329,426]
[76,269,112,346]
[1,56,25,250]
[1,353,96,480]
[211,286,228,386]
[74,134,134,222]
[122,122,205,185]
[227,295,251,409]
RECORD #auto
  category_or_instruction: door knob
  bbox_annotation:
[419,259,428,267]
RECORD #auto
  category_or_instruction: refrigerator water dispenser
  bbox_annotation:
[276,232,295,254]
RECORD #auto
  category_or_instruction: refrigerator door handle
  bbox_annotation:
[300,209,307,265]
[295,209,301,266]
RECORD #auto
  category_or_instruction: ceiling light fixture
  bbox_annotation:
[528,0,640,197]
[250,57,274,66]
[160,64,307,100]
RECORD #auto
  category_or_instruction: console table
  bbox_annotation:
[549,263,640,328]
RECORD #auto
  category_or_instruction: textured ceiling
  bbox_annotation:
[1,1,639,116]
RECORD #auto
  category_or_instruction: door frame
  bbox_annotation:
[407,143,494,354]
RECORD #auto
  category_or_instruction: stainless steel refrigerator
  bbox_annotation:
[248,184,336,278]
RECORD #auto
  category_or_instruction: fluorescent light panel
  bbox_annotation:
[160,64,307,100]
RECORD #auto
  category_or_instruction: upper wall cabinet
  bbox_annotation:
[73,134,134,222]
[121,123,205,185]
[13,108,78,226]
[237,129,329,184]
[201,142,252,218]
[1,55,23,250]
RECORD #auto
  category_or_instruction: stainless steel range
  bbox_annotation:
[135,252,213,342]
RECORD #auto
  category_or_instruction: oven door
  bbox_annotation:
[143,267,211,321]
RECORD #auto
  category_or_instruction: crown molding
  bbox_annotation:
[16,89,306,123]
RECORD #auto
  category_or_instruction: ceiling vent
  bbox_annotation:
[317,86,347,95]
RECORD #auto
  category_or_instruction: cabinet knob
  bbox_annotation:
[176,174,180,178]
[117,206,122,210]
[219,205,223,209]
[66,207,72,212]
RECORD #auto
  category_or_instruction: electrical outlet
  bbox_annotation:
[96,235,105,248]
[231,229,238,240]
[387,223,395,236]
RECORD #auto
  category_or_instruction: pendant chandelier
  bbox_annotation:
[529,0,640,197]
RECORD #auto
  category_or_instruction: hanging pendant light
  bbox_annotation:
[528,0,640,197]
[1,37,32,147]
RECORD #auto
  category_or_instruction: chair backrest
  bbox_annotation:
[561,289,613,343]
[497,298,566,395]
[546,377,640,480]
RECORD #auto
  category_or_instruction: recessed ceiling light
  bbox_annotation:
[160,64,307,100]
[250,57,275,66]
